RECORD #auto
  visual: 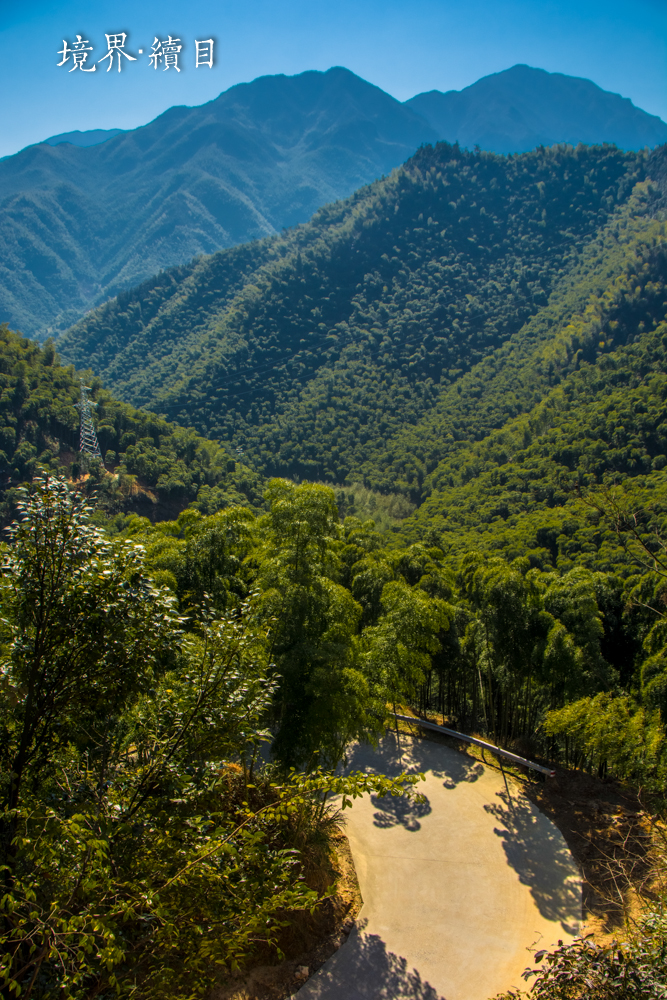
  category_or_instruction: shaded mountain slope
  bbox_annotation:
[406,65,667,154]
[0,67,436,339]
[381,190,666,495]
[58,140,658,495]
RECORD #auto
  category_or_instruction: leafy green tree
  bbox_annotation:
[541,568,615,692]
[361,579,449,721]
[544,692,665,786]
[641,629,667,722]
[350,554,395,627]
[339,516,384,589]
[123,505,256,610]
[0,476,180,854]
[461,558,550,742]
[258,480,375,769]
[0,474,423,999]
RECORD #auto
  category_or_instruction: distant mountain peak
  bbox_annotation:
[406,65,667,153]
[0,67,436,339]
[1,64,665,340]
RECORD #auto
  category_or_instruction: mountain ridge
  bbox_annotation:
[406,64,667,154]
[0,67,436,339]
[57,140,660,499]
[1,65,665,341]
[43,128,127,149]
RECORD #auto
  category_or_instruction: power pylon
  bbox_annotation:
[76,380,103,460]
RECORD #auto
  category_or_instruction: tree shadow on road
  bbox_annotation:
[344,732,483,788]
[297,922,448,999]
[371,790,432,830]
[437,755,484,788]
[485,789,581,934]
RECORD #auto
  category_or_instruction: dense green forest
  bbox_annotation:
[4,470,667,996]
[4,138,667,996]
[58,142,662,493]
[400,218,667,554]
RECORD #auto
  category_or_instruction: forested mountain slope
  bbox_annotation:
[4,64,666,342]
[59,141,661,492]
[0,68,435,339]
[384,195,666,493]
[407,65,667,154]
[398,226,667,570]
[0,324,263,521]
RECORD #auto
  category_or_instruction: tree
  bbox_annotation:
[258,480,376,769]
[0,476,180,857]
[125,505,256,610]
[361,579,449,723]
[0,475,424,998]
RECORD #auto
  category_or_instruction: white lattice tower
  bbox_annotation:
[75,380,103,460]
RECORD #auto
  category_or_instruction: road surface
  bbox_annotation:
[295,732,580,1000]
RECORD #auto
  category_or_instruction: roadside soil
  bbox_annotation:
[211,828,363,1000]
[523,768,663,940]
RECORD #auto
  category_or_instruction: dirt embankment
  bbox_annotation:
[213,829,363,1000]
[525,768,662,939]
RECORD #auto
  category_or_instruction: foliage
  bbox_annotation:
[115,504,257,611]
[544,693,665,788]
[58,143,658,492]
[0,476,181,823]
[1,736,419,998]
[360,579,449,714]
[400,224,667,567]
[407,552,624,746]
[116,481,664,784]
[0,324,264,522]
[334,482,416,531]
[0,476,423,999]
[121,482,459,771]
[497,925,667,999]
[257,480,380,770]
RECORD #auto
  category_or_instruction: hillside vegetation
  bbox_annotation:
[0,324,263,521]
[396,208,667,556]
[7,139,667,995]
[6,464,667,996]
[59,141,659,495]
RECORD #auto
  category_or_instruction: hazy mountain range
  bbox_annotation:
[42,128,126,148]
[1,64,665,340]
[407,64,667,155]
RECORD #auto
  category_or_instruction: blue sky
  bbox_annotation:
[1,0,665,159]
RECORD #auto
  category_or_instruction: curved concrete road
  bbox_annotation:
[296,733,580,1000]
